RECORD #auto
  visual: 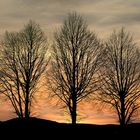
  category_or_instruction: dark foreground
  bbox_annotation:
[0,118,139,140]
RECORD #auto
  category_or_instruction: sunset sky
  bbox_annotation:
[0,0,140,124]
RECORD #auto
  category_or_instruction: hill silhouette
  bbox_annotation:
[0,117,139,139]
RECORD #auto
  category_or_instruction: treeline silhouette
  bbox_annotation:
[0,12,140,131]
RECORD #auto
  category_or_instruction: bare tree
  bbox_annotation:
[98,28,140,126]
[0,20,49,118]
[47,12,101,124]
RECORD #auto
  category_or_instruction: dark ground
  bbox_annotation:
[0,117,139,140]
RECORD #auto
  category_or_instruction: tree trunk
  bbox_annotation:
[120,95,125,127]
[25,96,29,119]
[71,45,77,125]
[25,84,30,119]
[71,98,77,125]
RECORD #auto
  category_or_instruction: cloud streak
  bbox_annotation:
[0,0,139,37]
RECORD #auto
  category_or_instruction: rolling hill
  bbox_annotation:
[0,117,139,139]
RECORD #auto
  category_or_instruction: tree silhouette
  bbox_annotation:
[98,28,140,126]
[0,21,49,118]
[47,12,101,124]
